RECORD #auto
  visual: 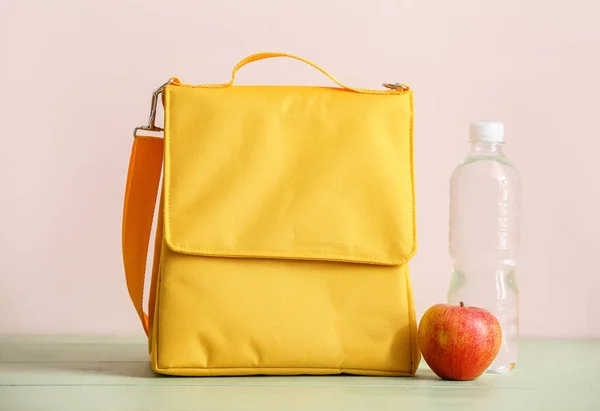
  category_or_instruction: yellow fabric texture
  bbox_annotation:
[123,53,420,376]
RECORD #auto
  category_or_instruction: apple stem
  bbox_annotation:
[460,301,464,307]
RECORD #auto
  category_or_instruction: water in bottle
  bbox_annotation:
[448,121,521,373]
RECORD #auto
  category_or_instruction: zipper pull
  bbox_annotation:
[383,83,410,91]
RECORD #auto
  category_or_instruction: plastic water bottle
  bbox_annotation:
[448,121,521,373]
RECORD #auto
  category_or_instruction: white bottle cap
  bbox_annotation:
[469,121,505,143]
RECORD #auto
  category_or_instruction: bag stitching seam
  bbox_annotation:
[154,365,413,373]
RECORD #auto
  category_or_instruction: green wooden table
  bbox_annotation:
[0,338,598,410]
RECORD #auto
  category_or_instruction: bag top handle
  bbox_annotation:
[170,52,409,95]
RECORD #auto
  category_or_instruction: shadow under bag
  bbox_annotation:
[122,52,421,376]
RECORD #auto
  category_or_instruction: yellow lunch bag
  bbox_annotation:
[122,52,420,376]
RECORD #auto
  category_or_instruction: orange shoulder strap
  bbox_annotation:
[121,136,164,335]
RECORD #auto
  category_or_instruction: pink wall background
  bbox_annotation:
[1,0,599,337]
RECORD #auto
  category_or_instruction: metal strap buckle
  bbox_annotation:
[133,80,173,138]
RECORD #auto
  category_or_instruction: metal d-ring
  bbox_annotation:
[133,79,173,138]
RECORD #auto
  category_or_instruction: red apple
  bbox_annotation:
[418,301,502,381]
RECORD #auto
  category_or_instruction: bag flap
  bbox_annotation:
[163,84,416,266]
